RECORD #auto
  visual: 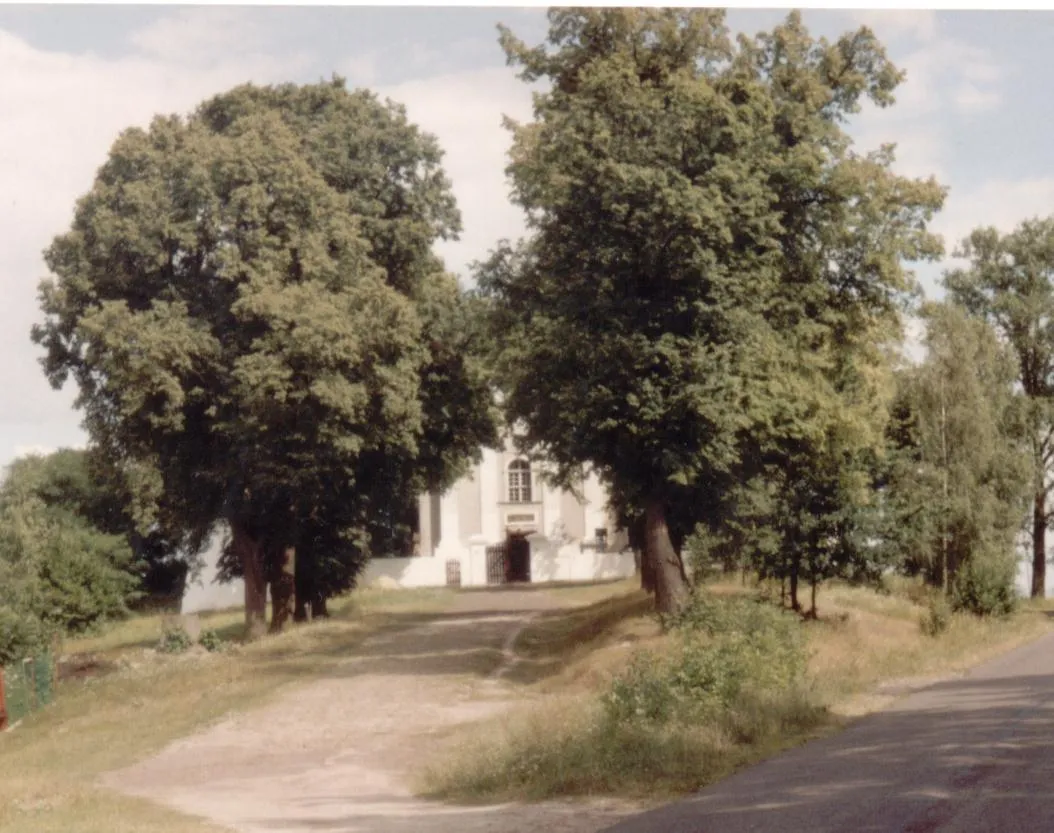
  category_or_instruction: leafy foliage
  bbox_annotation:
[157,624,193,654]
[197,628,226,653]
[0,453,139,664]
[880,303,1030,603]
[481,9,944,612]
[951,554,1017,617]
[33,78,497,633]
[944,218,1054,598]
[605,593,806,725]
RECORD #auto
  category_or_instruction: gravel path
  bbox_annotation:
[105,589,639,833]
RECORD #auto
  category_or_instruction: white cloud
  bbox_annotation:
[378,66,537,284]
[849,10,939,43]
[850,30,1003,181]
[0,13,307,467]
[952,83,1001,114]
[341,51,379,86]
[932,177,1054,259]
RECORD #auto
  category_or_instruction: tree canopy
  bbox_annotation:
[944,218,1054,597]
[34,78,497,636]
[879,302,1030,613]
[480,9,944,612]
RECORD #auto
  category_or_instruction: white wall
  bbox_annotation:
[528,535,636,584]
[360,555,452,589]
[180,526,249,614]
[359,538,635,591]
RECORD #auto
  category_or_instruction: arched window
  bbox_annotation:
[508,459,533,503]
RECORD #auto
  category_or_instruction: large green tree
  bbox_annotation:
[34,79,496,637]
[481,9,943,612]
[944,218,1054,597]
[880,302,1030,611]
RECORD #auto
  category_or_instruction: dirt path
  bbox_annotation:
[105,589,639,833]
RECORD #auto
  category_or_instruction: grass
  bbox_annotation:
[0,585,456,833]
[420,576,1054,803]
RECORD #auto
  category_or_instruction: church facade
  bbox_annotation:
[360,436,636,589]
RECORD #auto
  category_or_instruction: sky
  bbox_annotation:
[2,6,1054,468]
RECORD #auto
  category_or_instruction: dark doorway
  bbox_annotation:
[506,533,531,583]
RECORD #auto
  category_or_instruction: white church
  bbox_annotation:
[360,436,636,589]
[182,438,637,612]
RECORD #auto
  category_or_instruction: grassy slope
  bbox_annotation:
[0,587,455,833]
[421,577,1054,802]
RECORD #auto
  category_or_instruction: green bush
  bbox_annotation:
[0,606,51,666]
[952,555,1017,617]
[35,522,139,634]
[605,652,677,723]
[158,624,193,654]
[0,473,138,655]
[606,593,807,726]
[198,629,225,653]
[920,595,951,637]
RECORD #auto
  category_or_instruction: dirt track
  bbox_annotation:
[104,589,640,833]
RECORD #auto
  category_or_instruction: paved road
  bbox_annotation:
[605,628,1054,833]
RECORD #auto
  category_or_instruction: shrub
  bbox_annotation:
[606,593,807,725]
[605,652,677,723]
[952,555,1017,617]
[157,624,193,654]
[0,606,51,666]
[35,522,139,633]
[920,596,951,637]
[0,487,138,647]
[198,629,225,653]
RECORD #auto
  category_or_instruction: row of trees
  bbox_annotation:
[19,9,1054,643]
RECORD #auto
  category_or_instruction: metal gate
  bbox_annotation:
[486,543,508,585]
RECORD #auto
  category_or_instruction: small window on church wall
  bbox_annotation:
[508,459,533,503]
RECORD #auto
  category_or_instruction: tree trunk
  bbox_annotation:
[311,593,329,619]
[294,546,312,622]
[640,545,656,594]
[230,520,268,640]
[1034,490,1047,598]
[789,558,801,613]
[644,499,689,615]
[808,577,818,620]
[629,515,654,594]
[270,545,296,634]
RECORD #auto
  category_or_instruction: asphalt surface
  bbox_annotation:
[604,626,1054,833]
